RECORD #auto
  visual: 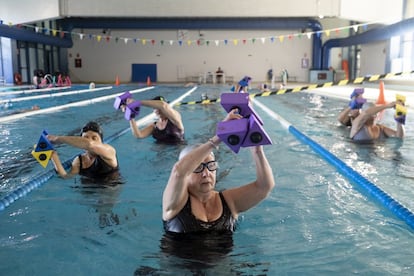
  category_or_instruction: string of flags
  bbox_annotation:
[0,19,378,46]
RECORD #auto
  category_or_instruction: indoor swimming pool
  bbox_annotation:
[0,84,413,275]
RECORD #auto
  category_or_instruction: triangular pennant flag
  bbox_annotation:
[324,30,330,37]
[215,40,219,46]
[306,32,312,39]
[279,36,284,43]
[124,38,128,44]
[97,35,102,42]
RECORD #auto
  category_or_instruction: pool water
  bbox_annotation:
[0,84,413,275]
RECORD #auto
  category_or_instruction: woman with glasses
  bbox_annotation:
[162,109,275,234]
[48,121,119,181]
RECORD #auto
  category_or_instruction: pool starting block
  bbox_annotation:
[216,93,272,153]
[31,130,54,168]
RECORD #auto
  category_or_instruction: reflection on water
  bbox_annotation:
[71,171,125,229]
[160,231,234,263]
[135,231,235,275]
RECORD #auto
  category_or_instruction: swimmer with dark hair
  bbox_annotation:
[123,96,185,145]
[48,121,119,180]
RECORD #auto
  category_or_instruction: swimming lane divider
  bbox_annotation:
[0,86,154,123]
[0,86,71,96]
[253,99,414,231]
[0,86,198,212]
[0,86,114,104]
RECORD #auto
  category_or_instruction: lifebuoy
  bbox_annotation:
[14,73,22,85]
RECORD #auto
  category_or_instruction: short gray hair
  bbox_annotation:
[178,143,215,160]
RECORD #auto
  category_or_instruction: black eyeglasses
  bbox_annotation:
[193,161,218,173]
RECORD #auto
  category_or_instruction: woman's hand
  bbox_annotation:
[121,98,135,113]
[46,134,60,144]
[224,108,243,122]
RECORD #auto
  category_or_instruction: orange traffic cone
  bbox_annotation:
[376,80,386,105]
[115,76,120,86]
[146,76,151,86]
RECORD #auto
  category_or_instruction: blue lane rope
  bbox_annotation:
[0,86,198,212]
[253,99,414,231]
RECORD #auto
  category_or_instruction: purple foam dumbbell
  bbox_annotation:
[124,100,141,120]
[216,118,249,153]
[241,115,272,148]
[114,91,132,110]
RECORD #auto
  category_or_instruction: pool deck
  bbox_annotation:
[288,80,414,110]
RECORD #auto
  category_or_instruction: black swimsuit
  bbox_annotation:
[163,192,237,234]
[152,120,184,144]
[78,154,119,179]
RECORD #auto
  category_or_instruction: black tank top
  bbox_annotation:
[163,192,237,234]
[152,120,184,144]
[78,154,119,179]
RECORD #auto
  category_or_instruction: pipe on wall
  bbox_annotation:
[60,17,323,69]
[0,24,73,48]
[321,17,414,69]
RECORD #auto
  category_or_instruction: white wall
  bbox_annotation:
[1,0,403,25]
[360,41,388,76]
[68,29,312,83]
[340,0,403,23]
[63,0,340,18]
[0,0,60,24]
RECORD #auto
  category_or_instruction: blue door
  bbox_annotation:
[131,64,157,82]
